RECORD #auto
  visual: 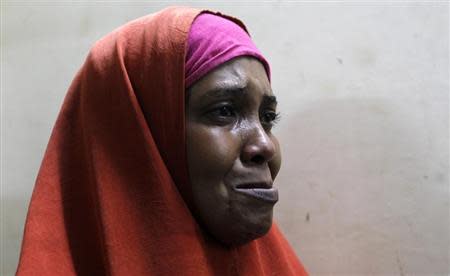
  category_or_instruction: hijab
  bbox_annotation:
[185,12,270,88]
[17,6,308,275]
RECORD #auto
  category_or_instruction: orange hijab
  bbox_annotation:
[17,6,308,275]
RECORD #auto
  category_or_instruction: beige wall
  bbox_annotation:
[2,2,448,275]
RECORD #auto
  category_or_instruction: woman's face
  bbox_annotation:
[186,56,282,245]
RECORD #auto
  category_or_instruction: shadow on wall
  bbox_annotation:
[276,97,449,275]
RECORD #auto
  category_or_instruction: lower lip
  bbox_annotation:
[234,187,279,203]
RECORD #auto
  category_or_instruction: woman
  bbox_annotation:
[17,6,308,275]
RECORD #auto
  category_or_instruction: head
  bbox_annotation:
[184,12,281,246]
[186,56,282,245]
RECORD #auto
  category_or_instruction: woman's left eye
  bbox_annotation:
[261,110,280,127]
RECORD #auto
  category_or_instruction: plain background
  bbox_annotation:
[2,1,449,275]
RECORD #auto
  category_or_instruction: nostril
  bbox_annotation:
[250,154,266,165]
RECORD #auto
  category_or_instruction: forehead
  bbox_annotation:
[187,57,273,101]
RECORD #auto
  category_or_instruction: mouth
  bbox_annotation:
[233,182,278,203]
[235,181,272,189]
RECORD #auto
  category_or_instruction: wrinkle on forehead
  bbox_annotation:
[187,57,273,103]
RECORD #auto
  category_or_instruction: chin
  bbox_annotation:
[210,209,274,246]
[237,211,274,245]
[190,188,276,246]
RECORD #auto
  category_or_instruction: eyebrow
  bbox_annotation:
[262,95,278,106]
[203,86,246,100]
[186,84,242,102]
[199,85,277,105]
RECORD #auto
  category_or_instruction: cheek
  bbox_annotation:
[269,135,282,179]
[186,124,240,180]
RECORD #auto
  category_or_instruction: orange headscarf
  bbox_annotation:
[17,6,308,275]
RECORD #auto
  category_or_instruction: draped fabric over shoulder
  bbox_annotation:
[17,6,308,275]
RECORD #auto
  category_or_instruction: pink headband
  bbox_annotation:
[185,12,271,88]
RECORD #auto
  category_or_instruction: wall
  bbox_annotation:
[2,1,448,275]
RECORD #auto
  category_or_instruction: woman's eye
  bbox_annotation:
[206,105,237,125]
[216,105,235,117]
[261,110,280,128]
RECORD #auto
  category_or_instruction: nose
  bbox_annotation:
[240,123,276,166]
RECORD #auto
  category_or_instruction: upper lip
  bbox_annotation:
[234,181,273,189]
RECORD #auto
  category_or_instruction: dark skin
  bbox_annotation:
[186,56,282,245]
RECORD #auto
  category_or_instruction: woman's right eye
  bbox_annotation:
[206,104,237,124]
[216,105,235,117]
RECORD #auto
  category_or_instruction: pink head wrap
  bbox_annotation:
[185,12,271,88]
